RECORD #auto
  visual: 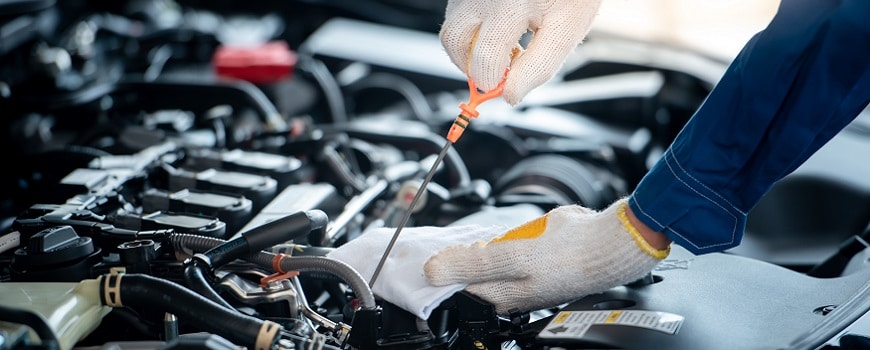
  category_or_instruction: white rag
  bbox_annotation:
[327,204,542,319]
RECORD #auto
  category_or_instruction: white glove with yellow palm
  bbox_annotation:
[425,198,669,314]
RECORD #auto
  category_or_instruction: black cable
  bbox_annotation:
[346,72,433,121]
[298,57,348,124]
[320,138,368,192]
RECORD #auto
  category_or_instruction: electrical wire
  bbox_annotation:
[144,44,172,81]
[298,57,348,124]
[346,72,433,121]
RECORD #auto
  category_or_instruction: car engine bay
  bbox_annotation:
[2,1,870,349]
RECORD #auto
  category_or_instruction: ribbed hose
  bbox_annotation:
[172,233,226,256]
[171,234,376,309]
[252,254,376,310]
[98,274,279,350]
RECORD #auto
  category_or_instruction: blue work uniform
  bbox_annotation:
[629,0,870,255]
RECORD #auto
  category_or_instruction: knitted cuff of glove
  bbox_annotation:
[616,202,670,260]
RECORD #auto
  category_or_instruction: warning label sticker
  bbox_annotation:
[538,310,684,339]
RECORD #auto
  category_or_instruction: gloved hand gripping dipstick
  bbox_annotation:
[368,74,508,287]
[446,75,508,143]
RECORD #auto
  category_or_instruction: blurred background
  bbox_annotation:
[593,0,780,60]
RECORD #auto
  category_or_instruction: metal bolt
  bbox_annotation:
[813,304,837,316]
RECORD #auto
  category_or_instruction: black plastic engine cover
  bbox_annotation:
[526,245,870,349]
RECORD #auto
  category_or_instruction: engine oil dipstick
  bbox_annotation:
[368,72,508,288]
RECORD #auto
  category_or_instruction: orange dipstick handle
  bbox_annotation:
[446,70,509,143]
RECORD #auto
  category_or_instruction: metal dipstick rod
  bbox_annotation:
[368,73,508,288]
[368,143,452,287]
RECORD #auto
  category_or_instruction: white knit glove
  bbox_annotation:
[425,198,670,314]
[441,0,603,105]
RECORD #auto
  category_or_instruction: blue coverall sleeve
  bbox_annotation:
[628,0,870,255]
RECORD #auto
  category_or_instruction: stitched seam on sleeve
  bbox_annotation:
[669,153,747,215]
[631,152,739,251]
[630,196,664,228]
[662,154,738,249]
[629,197,727,251]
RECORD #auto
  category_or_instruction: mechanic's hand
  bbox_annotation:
[425,198,670,314]
[441,0,602,105]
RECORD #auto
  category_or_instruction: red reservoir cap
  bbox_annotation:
[213,41,298,84]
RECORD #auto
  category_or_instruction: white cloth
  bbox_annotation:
[327,224,506,319]
[441,0,603,105]
[328,199,668,318]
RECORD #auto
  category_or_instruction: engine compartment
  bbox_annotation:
[2,1,869,349]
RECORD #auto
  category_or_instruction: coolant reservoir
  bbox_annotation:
[0,279,108,350]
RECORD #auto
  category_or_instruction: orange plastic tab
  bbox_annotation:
[259,253,300,287]
[446,70,509,143]
[260,271,300,287]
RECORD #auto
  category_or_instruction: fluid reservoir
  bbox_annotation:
[0,279,107,350]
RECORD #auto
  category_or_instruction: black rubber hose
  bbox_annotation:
[171,234,376,309]
[297,57,348,124]
[204,237,249,269]
[183,260,234,309]
[98,274,279,349]
[345,72,433,121]
[205,210,328,268]
[181,210,328,310]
